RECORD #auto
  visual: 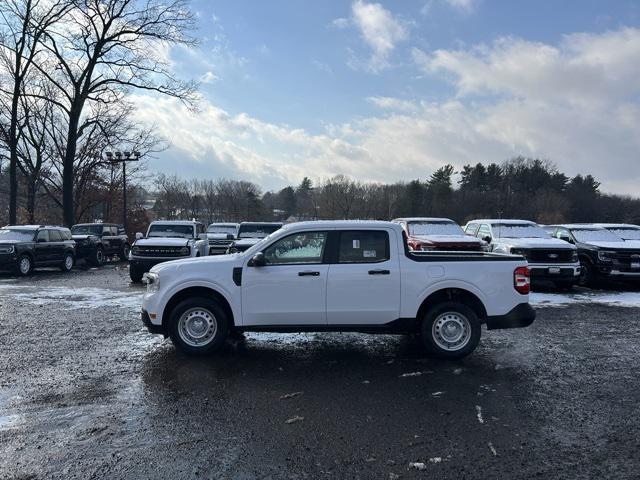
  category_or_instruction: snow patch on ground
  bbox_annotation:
[2,285,142,310]
[530,291,640,308]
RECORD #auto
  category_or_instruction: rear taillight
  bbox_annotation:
[514,266,530,294]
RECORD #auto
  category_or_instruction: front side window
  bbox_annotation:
[477,225,492,239]
[338,231,389,263]
[37,230,49,242]
[263,231,327,265]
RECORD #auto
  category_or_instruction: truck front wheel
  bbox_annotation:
[129,264,144,283]
[168,298,230,355]
[421,301,481,359]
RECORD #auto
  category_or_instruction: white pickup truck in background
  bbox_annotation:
[141,221,535,359]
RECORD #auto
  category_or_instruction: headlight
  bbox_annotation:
[571,251,579,262]
[0,246,14,254]
[144,272,160,293]
[228,246,238,254]
[180,246,190,256]
[131,245,140,255]
[598,251,613,262]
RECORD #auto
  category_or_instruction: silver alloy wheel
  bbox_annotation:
[64,254,73,270]
[19,256,31,275]
[178,307,218,347]
[432,311,472,351]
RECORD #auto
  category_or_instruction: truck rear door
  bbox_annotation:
[326,229,401,325]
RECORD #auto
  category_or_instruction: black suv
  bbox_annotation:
[547,224,640,285]
[71,223,130,266]
[0,225,76,276]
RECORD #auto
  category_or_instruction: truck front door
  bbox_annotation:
[241,230,329,326]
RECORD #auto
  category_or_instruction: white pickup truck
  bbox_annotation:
[141,221,535,359]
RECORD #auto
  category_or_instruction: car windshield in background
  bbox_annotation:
[207,226,237,235]
[0,229,36,241]
[238,224,281,238]
[572,228,624,243]
[148,225,194,238]
[408,222,464,236]
[71,225,102,235]
[609,228,640,240]
[493,224,549,238]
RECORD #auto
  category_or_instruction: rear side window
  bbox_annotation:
[49,229,63,242]
[338,231,389,264]
[37,230,49,242]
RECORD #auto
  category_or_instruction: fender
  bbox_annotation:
[412,279,488,317]
[158,278,241,325]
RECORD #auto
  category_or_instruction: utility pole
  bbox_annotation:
[104,150,140,235]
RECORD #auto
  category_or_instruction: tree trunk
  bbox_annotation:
[62,107,81,226]
[26,176,36,224]
[9,77,20,225]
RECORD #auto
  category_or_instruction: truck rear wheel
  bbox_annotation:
[168,297,230,355]
[421,301,481,359]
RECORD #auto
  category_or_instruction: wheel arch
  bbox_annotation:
[162,286,235,330]
[416,288,487,324]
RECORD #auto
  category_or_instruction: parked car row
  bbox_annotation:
[0,222,130,275]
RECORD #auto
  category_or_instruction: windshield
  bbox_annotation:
[238,224,282,239]
[0,228,36,241]
[207,225,238,235]
[572,228,624,243]
[71,225,102,235]
[408,221,464,236]
[608,228,640,240]
[492,223,549,238]
[148,224,195,239]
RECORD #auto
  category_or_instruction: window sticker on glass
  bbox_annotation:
[352,239,360,249]
[363,250,376,258]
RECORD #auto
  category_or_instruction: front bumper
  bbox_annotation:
[529,263,580,281]
[486,303,536,330]
[129,256,187,271]
[141,309,165,335]
[0,253,19,269]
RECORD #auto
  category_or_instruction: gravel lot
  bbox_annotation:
[1,265,639,479]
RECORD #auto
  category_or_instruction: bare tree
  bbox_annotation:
[33,0,197,226]
[0,0,72,224]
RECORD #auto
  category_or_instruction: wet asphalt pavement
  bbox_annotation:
[0,265,639,479]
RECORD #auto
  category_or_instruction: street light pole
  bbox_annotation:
[104,150,140,235]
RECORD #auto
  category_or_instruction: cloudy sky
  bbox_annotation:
[132,0,640,194]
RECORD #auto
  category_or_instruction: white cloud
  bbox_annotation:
[132,28,640,196]
[199,71,218,84]
[443,0,478,13]
[331,17,350,29]
[349,0,409,72]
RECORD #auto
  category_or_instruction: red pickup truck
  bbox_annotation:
[393,217,486,252]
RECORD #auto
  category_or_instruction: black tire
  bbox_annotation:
[60,252,74,272]
[553,280,575,291]
[420,301,481,360]
[578,259,596,287]
[168,297,230,355]
[118,244,130,261]
[16,254,33,276]
[91,246,105,267]
[129,264,144,283]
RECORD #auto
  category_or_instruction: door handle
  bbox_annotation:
[368,269,390,275]
[298,271,320,276]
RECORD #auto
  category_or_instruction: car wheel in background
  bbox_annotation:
[17,254,33,276]
[129,264,144,283]
[92,247,105,266]
[421,301,481,359]
[168,297,230,355]
[119,244,130,261]
[60,253,74,272]
[578,259,595,287]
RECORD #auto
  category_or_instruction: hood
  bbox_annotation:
[135,237,190,247]
[412,234,481,245]
[150,252,237,274]
[583,240,640,250]
[495,237,576,249]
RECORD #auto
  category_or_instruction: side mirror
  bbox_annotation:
[249,252,266,267]
[135,232,143,240]
[483,235,492,243]
[559,235,572,243]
